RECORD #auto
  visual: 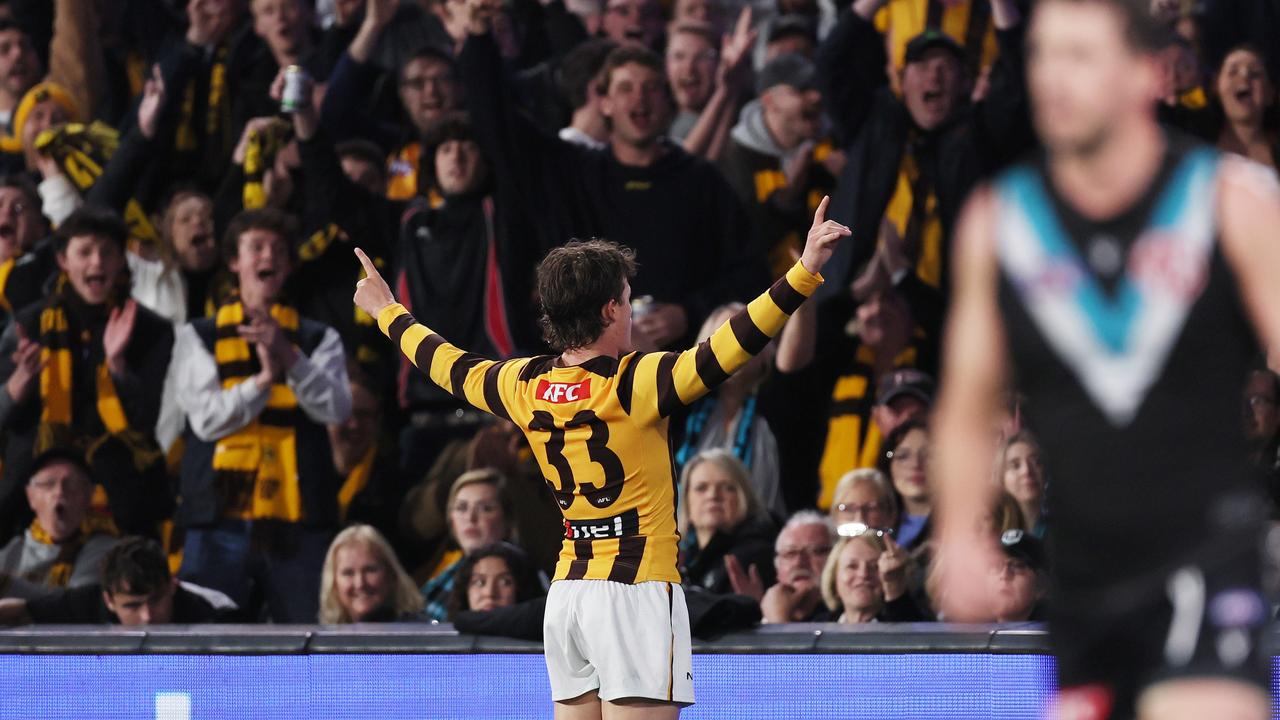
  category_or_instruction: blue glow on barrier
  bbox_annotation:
[0,653,1060,719]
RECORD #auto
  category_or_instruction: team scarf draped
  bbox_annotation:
[37,277,162,480]
[675,392,759,471]
[175,42,230,154]
[26,519,87,588]
[33,122,159,248]
[210,300,304,522]
[336,445,376,525]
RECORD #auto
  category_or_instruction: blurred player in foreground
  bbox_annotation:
[934,1,1280,718]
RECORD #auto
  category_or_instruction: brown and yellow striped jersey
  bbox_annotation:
[377,262,822,584]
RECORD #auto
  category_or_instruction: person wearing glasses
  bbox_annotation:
[829,467,899,536]
[876,418,931,549]
[725,510,835,623]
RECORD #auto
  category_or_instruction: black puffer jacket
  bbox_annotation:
[681,516,778,595]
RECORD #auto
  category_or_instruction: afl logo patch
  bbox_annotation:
[536,379,592,404]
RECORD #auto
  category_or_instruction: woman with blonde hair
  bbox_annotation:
[820,533,889,624]
[997,430,1045,536]
[678,449,778,593]
[419,468,518,620]
[319,524,424,624]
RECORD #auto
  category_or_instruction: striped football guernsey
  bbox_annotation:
[377,262,823,584]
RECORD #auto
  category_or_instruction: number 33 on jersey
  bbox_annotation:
[376,262,823,586]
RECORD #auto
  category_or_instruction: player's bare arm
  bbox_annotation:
[1217,158,1280,358]
[931,187,1010,622]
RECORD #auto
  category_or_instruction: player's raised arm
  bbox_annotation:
[353,248,518,420]
[627,197,850,420]
[930,188,1008,621]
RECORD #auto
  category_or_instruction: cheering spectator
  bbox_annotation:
[460,9,767,351]
[679,449,777,594]
[774,243,935,508]
[720,52,835,277]
[1214,45,1277,169]
[815,0,1028,306]
[420,468,518,621]
[877,418,931,549]
[0,450,117,599]
[447,541,545,617]
[172,208,352,623]
[0,207,174,541]
[0,536,235,626]
[675,303,784,517]
[321,0,462,200]
[665,23,717,142]
[318,524,424,623]
[829,468,899,534]
[998,431,1045,537]
[726,510,835,623]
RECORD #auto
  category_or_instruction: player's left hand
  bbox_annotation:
[799,195,852,275]
[354,248,396,317]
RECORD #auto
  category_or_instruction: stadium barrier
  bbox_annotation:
[0,624,1275,718]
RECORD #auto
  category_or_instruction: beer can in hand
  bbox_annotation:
[281,65,310,114]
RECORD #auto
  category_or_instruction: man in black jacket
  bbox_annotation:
[815,0,1031,310]
[459,0,767,352]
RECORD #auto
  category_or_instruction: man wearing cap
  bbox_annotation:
[720,52,838,278]
[813,0,1030,318]
[984,528,1047,623]
[0,450,118,600]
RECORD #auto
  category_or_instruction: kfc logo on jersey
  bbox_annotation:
[536,379,592,404]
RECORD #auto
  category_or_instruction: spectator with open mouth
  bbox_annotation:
[169,207,352,623]
[0,449,118,599]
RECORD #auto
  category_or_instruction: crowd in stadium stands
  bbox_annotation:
[0,0,1275,632]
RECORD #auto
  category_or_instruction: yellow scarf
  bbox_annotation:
[337,445,377,525]
[33,122,159,248]
[38,285,128,447]
[0,256,16,312]
[36,282,163,504]
[27,519,83,587]
[211,301,304,522]
[176,43,229,152]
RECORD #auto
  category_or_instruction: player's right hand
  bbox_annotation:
[354,248,396,318]
[799,195,852,276]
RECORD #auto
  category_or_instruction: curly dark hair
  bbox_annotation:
[535,239,637,351]
[446,542,545,619]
